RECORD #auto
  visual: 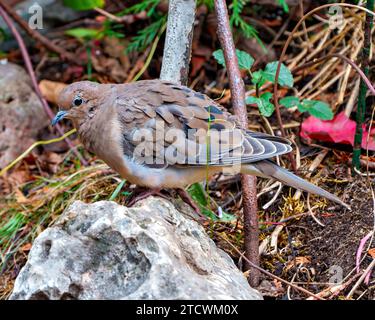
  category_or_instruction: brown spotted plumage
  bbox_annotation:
[54,80,349,209]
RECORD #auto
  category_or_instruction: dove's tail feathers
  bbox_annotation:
[241,161,350,210]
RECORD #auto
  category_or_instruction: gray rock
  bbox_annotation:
[10,197,262,300]
[0,62,48,168]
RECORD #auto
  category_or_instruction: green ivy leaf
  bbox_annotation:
[280,96,300,108]
[213,49,254,70]
[236,49,254,70]
[201,207,236,222]
[63,0,105,10]
[262,61,294,88]
[187,183,207,207]
[187,183,235,221]
[64,28,101,40]
[251,71,266,87]
[299,100,333,120]
[246,92,275,117]
[212,49,225,67]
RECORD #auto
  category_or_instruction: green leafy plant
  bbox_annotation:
[63,0,105,11]
[117,0,166,53]
[62,0,264,53]
[65,28,102,40]
[187,183,235,222]
[246,92,274,117]
[64,21,124,41]
[213,48,254,70]
[213,48,333,120]
[230,0,258,38]
[123,0,160,16]
[277,0,289,13]
[252,61,294,88]
[125,15,166,53]
[280,97,334,120]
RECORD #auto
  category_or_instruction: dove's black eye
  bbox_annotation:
[73,97,83,106]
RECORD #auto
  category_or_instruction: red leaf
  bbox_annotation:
[300,111,375,151]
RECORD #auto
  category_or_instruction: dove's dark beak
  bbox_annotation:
[51,110,67,126]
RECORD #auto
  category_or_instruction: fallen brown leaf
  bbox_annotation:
[39,80,67,104]
[285,256,311,271]
[20,243,32,252]
[368,248,375,258]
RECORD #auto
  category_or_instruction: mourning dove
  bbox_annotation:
[53,80,349,209]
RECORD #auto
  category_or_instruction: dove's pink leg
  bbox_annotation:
[126,188,169,207]
[127,187,205,220]
[176,188,205,219]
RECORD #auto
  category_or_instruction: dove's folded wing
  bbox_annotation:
[114,80,292,167]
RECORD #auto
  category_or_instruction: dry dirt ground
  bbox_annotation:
[257,161,375,299]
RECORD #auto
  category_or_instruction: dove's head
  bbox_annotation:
[53,81,109,128]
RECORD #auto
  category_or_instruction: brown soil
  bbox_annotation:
[257,161,375,299]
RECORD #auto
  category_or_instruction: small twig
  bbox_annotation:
[262,182,283,210]
[306,273,362,300]
[94,7,148,24]
[222,191,242,209]
[344,78,361,117]
[94,7,123,22]
[0,6,88,166]
[269,224,284,255]
[307,193,325,227]
[219,234,324,300]
[354,167,375,176]
[346,258,375,299]
[299,0,309,45]
[214,0,260,287]
[0,0,77,63]
[257,181,281,197]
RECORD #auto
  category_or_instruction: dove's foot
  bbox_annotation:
[126,187,206,222]
[176,188,206,221]
[126,187,169,207]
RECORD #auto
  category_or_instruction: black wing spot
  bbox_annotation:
[205,105,223,114]
[210,123,226,131]
[171,86,183,90]
[206,114,216,122]
[182,122,190,135]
